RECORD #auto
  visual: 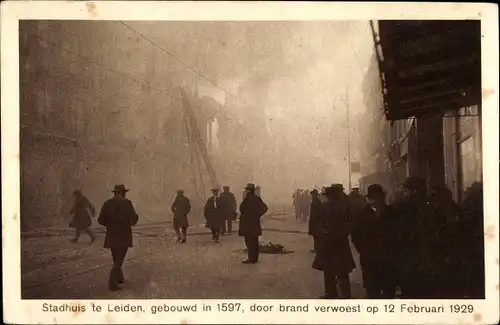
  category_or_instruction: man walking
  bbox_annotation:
[69,190,96,244]
[220,186,237,235]
[171,189,191,243]
[98,184,139,291]
[204,188,224,243]
[239,183,268,264]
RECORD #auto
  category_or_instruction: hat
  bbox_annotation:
[311,189,319,195]
[366,184,385,199]
[245,183,256,190]
[403,176,426,191]
[177,189,184,194]
[112,184,129,193]
[211,187,219,192]
[73,189,82,195]
[223,186,230,189]
[331,183,344,190]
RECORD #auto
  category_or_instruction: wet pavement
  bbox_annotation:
[21,215,364,299]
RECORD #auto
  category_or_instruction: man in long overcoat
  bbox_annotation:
[220,186,237,235]
[351,184,400,298]
[315,184,356,299]
[171,189,191,243]
[98,184,139,291]
[204,188,224,243]
[69,190,96,244]
[239,183,268,264]
[308,189,324,253]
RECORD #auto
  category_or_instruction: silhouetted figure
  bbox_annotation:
[239,183,268,264]
[69,190,96,244]
[351,184,400,298]
[299,190,311,222]
[220,186,237,235]
[98,184,139,291]
[293,189,301,219]
[396,176,435,298]
[454,182,484,298]
[204,188,224,243]
[255,185,262,198]
[314,184,355,299]
[348,187,367,230]
[171,189,191,244]
[308,189,324,253]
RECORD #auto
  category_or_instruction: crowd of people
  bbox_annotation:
[69,183,268,291]
[68,177,484,297]
[307,177,485,299]
[293,189,312,222]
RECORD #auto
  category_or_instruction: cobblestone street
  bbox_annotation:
[22,215,363,299]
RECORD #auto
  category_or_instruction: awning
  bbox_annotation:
[373,20,481,121]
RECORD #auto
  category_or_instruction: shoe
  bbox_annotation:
[215,239,220,243]
[176,237,182,243]
[108,285,122,291]
[181,239,186,244]
[242,260,257,264]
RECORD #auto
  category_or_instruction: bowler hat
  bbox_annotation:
[245,183,256,190]
[366,184,385,199]
[223,186,230,189]
[112,184,129,193]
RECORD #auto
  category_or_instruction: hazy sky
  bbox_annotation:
[132,21,378,193]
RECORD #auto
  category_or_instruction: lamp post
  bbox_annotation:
[346,86,352,192]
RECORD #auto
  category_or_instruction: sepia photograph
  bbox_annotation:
[2,1,499,324]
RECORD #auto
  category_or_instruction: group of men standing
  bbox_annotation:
[293,189,311,221]
[307,177,484,299]
[171,183,268,263]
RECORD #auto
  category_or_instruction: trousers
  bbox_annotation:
[244,236,259,262]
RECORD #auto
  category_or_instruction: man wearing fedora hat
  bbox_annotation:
[98,184,139,291]
[171,189,191,243]
[351,184,400,298]
[239,183,268,264]
[314,185,355,299]
[204,187,224,243]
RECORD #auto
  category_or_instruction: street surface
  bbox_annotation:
[22,215,364,299]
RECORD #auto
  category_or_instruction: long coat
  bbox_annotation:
[70,195,95,229]
[98,197,139,248]
[204,196,224,229]
[351,204,401,286]
[308,196,324,236]
[171,195,191,228]
[219,191,237,221]
[313,196,356,275]
[238,193,268,237]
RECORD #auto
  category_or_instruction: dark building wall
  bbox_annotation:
[19,21,208,228]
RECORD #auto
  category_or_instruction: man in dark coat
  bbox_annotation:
[308,189,324,253]
[239,183,268,264]
[220,186,237,235]
[351,184,400,298]
[69,190,96,244]
[396,176,435,298]
[171,189,191,243]
[204,188,224,243]
[98,184,139,291]
[318,184,356,299]
[348,187,367,230]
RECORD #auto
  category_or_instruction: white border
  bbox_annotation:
[1,1,499,324]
